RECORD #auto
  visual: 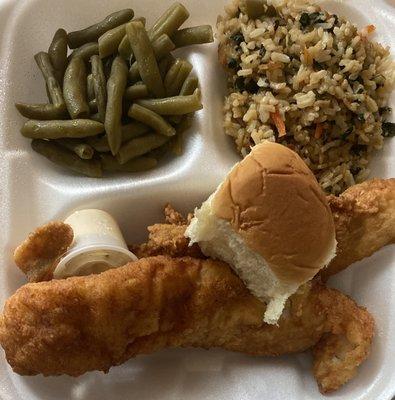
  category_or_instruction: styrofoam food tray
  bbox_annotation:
[0,0,394,399]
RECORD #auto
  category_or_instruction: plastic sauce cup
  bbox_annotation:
[53,209,137,279]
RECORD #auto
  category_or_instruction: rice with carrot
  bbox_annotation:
[217,0,395,194]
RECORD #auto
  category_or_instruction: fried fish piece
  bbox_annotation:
[133,180,395,278]
[0,256,373,393]
[322,178,395,279]
[13,222,73,282]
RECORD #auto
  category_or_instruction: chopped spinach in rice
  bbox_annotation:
[217,0,395,194]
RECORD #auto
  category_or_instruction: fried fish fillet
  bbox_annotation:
[13,222,73,282]
[0,256,373,393]
[134,179,395,279]
[322,178,395,279]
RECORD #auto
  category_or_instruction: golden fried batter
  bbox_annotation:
[13,222,73,282]
[0,256,373,393]
[134,180,395,278]
[322,179,395,279]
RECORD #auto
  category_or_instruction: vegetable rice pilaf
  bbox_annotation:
[217,0,395,194]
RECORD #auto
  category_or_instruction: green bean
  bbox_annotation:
[31,139,102,178]
[67,9,134,49]
[164,59,182,90]
[176,114,194,132]
[126,21,165,98]
[180,75,199,95]
[128,34,175,82]
[117,133,169,164]
[86,135,110,152]
[171,133,183,156]
[103,56,114,79]
[105,56,128,155]
[121,121,150,141]
[69,42,99,61]
[166,114,183,124]
[172,25,214,48]
[158,55,176,79]
[90,55,107,123]
[98,23,129,59]
[34,52,65,107]
[15,103,68,120]
[89,99,98,113]
[63,57,90,119]
[90,113,102,122]
[165,59,192,96]
[148,139,173,159]
[124,82,149,100]
[244,0,267,18]
[56,138,94,159]
[87,74,95,101]
[118,35,132,61]
[48,29,68,85]
[101,154,157,172]
[88,121,149,152]
[21,119,104,139]
[118,17,146,60]
[148,2,189,41]
[136,89,202,115]
[128,104,175,137]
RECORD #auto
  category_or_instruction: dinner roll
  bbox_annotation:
[186,142,337,324]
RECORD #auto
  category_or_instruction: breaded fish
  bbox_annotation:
[134,179,395,279]
[0,256,373,393]
[322,178,395,279]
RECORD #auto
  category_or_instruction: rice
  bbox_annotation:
[217,0,395,194]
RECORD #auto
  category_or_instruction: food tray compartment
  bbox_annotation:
[0,0,394,399]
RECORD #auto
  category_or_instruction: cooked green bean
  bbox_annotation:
[90,55,107,122]
[89,99,98,113]
[128,34,175,82]
[148,2,189,41]
[126,21,165,98]
[136,89,202,115]
[164,59,182,90]
[48,29,68,85]
[101,154,157,172]
[15,103,68,120]
[34,52,65,107]
[63,57,90,119]
[88,121,149,152]
[172,25,214,48]
[128,104,175,137]
[103,56,114,79]
[105,56,128,155]
[98,23,129,59]
[86,135,110,152]
[165,59,192,96]
[87,74,95,101]
[124,82,149,100]
[35,51,57,81]
[31,139,102,178]
[21,119,104,139]
[69,42,99,61]
[117,133,169,164]
[67,9,134,49]
[158,55,176,79]
[121,121,150,141]
[166,114,183,124]
[244,0,266,18]
[180,75,199,95]
[171,133,183,156]
[176,114,194,133]
[56,138,94,159]
[118,16,146,60]
[118,35,132,61]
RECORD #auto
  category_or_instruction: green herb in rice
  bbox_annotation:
[217,0,395,194]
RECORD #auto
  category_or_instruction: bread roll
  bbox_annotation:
[186,142,337,324]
